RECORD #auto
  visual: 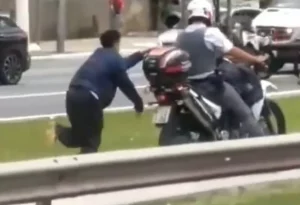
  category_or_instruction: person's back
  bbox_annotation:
[176,24,221,77]
[70,48,121,107]
[53,29,145,154]
[171,2,267,138]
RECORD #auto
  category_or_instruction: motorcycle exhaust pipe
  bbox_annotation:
[179,89,219,140]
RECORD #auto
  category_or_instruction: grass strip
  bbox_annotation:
[0,97,300,162]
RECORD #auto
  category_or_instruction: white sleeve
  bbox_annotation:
[204,27,234,54]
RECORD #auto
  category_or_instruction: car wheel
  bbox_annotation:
[0,50,23,85]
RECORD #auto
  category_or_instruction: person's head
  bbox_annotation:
[99,30,121,51]
[187,0,214,26]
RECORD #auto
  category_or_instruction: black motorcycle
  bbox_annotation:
[142,47,286,146]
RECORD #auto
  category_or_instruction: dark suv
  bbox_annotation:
[0,15,31,85]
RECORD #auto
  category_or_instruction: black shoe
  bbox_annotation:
[55,124,80,148]
[52,123,69,147]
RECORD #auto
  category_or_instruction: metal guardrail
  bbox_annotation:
[1,134,300,205]
[49,168,300,205]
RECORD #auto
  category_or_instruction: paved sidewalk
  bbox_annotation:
[30,37,158,57]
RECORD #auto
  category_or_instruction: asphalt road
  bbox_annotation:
[0,56,299,119]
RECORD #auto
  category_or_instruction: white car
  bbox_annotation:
[252,0,300,76]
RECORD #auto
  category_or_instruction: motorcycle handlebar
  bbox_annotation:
[252,53,271,79]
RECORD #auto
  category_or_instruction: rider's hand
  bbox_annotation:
[255,55,269,70]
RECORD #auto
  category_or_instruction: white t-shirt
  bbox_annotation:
[185,23,234,54]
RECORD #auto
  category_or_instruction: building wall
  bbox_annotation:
[0,0,151,41]
[28,0,151,41]
[0,0,15,16]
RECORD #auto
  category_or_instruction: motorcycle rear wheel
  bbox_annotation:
[158,125,193,146]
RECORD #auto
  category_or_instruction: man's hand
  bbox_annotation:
[254,55,269,70]
[140,48,153,56]
[134,99,144,116]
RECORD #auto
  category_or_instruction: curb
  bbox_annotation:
[0,89,299,123]
[28,43,41,52]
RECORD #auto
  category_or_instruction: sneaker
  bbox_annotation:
[45,120,58,146]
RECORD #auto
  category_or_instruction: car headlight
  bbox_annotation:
[285,28,293,35]
[272,28,294,41]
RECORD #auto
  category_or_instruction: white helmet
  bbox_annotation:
[187,0,214,25]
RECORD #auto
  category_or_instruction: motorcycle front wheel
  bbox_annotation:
[260,99,286,135]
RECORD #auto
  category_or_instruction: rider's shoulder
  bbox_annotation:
[205,27,228,40]
[206,27,224,36]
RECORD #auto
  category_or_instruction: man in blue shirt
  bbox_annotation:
[53,30,148,154]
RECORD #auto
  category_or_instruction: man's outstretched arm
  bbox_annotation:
[122,49,151,70]
[115,70,144,112]
[113,56,143,112]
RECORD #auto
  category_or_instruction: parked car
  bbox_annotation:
[252,0,300,80]
[0,15,31,85]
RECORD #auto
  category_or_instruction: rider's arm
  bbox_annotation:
[205,28,260,64]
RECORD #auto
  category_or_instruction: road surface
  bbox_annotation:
[0,56,299,119]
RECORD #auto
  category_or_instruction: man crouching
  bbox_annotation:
[50,30,148,154]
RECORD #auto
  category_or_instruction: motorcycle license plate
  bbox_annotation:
[152,106,171,124]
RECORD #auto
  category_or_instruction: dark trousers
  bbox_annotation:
[218,60,263,107]
[58,87,103,154]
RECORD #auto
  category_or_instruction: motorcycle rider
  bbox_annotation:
[174,0,267,138]
[188,0,264,107]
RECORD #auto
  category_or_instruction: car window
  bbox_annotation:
[0,17,17,29]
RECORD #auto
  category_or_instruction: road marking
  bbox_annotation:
[129,73,144,78]
[0,91,65,99]
[0,85,148,99]
[2,85,299,100]
[271,74,297,79]
[31,49,140,60]
[0,86,298,100]
[0,89,299,122]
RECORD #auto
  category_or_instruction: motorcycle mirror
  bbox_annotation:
[259,36,272,47]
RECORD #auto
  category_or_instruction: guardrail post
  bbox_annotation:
[36,200,51,205]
